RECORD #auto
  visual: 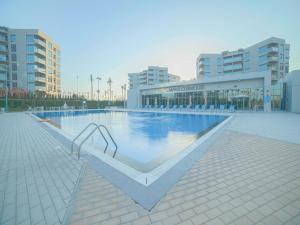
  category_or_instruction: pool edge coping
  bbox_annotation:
[29,109,233,210]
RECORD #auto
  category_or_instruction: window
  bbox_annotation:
[48,51,52,58]
[28,73,35,82]
[26,45,35,53]
[48,68,53,74]
[48,42,52,49]
[12,72,17,80]
[0,44,7,52]
[26,55,35,63]
[11,44,16,52]
[259,45,268,54]
[0,64,8,71]
[11,54,17,61]
[12,63,17,71]
[27,64,36,72]
[48,59,52,66]
[12,82,17,88]
[10,34,16,42]
[26,35,35,43]
[0,54,7,61]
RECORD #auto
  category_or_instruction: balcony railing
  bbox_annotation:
[35,68,46,74]
[268,47,278,53]
[35,58,46,65]
[35,39,46,47]
[268,56,278,62]
[35,86,46,91]
[35,77,46,83]
[34,48,46,56]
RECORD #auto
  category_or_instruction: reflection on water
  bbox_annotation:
[35,110,226,170]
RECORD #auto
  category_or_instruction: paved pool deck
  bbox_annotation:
[0,111,300,225]
[0,113,84,225]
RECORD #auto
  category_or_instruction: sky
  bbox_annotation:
[1,0,300,97]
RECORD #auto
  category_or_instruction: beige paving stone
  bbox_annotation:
[68,129,300,225]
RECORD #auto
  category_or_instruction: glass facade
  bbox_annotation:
[141,85,285,111]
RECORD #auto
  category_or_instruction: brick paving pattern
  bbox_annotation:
[69,130,300,225]
[0,113,83,225]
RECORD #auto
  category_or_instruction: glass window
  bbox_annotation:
[10,34,16,42]
[48,42,52,49]
[12,63,17,71]
[0,54,7,61]
[12,82,17,88]
[0,44,7,52]
[259,45,268,54]
[26,35,35,43]
[26,45,35,53]
[48,51,52,58]
[244,52,250,61]
[26,54,35,63]
[12,72,17,80]
[28,73,35,82]
[11,44,16,52]
[48,59,52,66]
[0,64,8,71]
[27,64,36,72]
[11,54,17,61]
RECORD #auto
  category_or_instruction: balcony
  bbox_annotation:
[268,47,278,53]
[35,68,46,74]
[35,39,46,48]
[35,85,46,91]
[198,63,205,68]
[35,77,46,83]
[268,56,278,62]
[0,57,8,63]
[34,48,46,56]
[35,58,46,65]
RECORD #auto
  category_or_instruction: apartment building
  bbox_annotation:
[129,66,180,89]
[196,37,290,83]
[0,26,61,95]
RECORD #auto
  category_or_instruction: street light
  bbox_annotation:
[96,77,101,108]
[107,78,112,106]
[121,84,127,108]
[5,79,8,112]
[76,75,79,98]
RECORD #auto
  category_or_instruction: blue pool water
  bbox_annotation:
[35,110,227,172]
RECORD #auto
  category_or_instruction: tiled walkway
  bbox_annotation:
[69,129,300,225]
[1,112,300,225]
[0,113,83,225]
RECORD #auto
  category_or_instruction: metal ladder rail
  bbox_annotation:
[71,123,109,156]
[77,125,109,159]
[98,125,118,158]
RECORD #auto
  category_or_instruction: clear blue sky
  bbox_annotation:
[1,0,299,97]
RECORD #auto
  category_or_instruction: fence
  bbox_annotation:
[0,97,124,112]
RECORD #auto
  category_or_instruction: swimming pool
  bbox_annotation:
[35,110,227,173]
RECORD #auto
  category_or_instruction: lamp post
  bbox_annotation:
[123,84,126,108]
[5,79,8,112]
[76,75,79,98]
[121,85,124,106]
[96,77,101,108]
[107,78,112,106]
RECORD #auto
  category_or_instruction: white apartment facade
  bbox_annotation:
[129,66,180,89]
[0,26,61,95]
[196,37,290,83]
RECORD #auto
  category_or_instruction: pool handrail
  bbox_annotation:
[71,122,118,159]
